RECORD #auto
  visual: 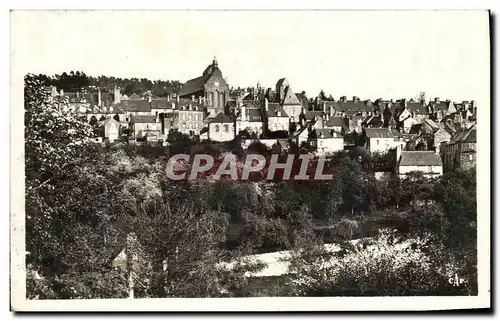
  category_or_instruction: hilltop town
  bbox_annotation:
[44,57,477,176]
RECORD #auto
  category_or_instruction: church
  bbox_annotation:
[179,57,229,116]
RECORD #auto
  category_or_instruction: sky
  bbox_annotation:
[11,10,490,106]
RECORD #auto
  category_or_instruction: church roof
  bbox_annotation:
[179,74,211,97]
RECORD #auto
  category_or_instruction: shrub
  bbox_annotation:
[287,229,476,296]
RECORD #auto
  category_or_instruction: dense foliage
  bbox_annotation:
[25,74,477,298]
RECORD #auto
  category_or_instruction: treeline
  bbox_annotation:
[36,71,183,97]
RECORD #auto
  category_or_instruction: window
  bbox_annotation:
[188,114,192,121]
[224,124,229,132]
[215,125,220,133]
[377,139,379,145]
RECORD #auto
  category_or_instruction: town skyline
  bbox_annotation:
[13,10,489,107]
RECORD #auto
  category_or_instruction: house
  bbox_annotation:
[308,128,344,155]
[235,105,264,137]
[115,99,152,116]
[264,98,290,134]
[337,96,375,116]
[274,78,303,121]
[291,126,310,148]
[363,128,395,154]
[93,117,121,143]
[130,115,162,140]
[295,92,310,110]
[298,109,327,129]
[175,103,205,136]
[178,57,229,116]
[406,100,430,122]
[101,118,121,142]
[208,112,235,142]
[362,115,383,128]
[323,116,348,133]
[150,98,175,116]
[408,118,449,153]
[396,100,419,133]
[443,124,477,171]
[396,148,443,178]
[429,98,456,121]
[351,115,365,133]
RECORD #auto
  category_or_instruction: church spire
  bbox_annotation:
[213,56,218,68]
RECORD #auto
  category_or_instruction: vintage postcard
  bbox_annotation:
[10,10,491,311]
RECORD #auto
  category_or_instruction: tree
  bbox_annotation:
[89,115,98,127]
[318,90,327,101]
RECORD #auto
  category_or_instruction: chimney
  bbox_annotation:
[241,106,246,121]
[396,144,402,163]
[113,86,121,104]
[264,98,269,111]
[435,97,440,103]
[353,96,360,102]
[98,88,102,106]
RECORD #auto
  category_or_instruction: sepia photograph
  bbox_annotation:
[10,9,491,311]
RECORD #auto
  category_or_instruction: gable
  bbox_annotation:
[282,86,302,105]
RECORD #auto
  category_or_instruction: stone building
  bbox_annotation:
[443,124,477,171]
[396,149,443,178]
[178,57,229,117]
[208,112,235,142]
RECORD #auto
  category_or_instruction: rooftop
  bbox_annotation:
[364,127,394,139]
[399,151,443,167]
